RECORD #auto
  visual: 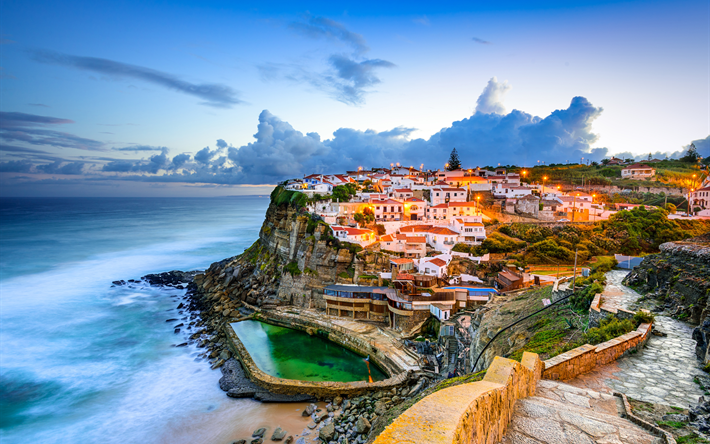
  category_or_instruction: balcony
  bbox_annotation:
[443,240,455,245]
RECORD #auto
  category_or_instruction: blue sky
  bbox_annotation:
[1,0,708,196]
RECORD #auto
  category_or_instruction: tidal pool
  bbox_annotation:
[230,320,387,382]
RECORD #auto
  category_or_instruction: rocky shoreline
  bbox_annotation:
[113,268,431,444]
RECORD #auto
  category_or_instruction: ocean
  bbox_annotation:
[0,196,321,443]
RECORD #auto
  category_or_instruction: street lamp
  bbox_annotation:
[542,176,547,192]
[572,193,580,222]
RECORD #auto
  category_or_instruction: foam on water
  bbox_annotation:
[0,197,272,443]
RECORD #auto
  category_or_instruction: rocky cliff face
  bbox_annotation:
[189,190,360,318]
[623,233,710,363]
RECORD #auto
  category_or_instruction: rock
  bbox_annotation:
[232,440,246,444]
[306,422,317,430]
[253,427,266,438]
[295,438,307,444]
[303,403,317,416]
[354,416,371,434]
[333,396,343,406]
[271,427,287,441]
[319,422,335,442]
[373,400,387,416]
[662,413,689,422]
[284,436,293,444]
[250,439,263,444]
[314,411,328,423]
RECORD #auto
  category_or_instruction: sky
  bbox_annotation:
[0,0,708,197]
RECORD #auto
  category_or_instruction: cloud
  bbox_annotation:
[0,111,105,151]
[31,51,243,108]
[264,16,394,106]
[0,111,73,127]
[475,77,510,114]
[36,161,85,175]
[28,103,50,108]
[413,16,430,26]
[688,135,710,157]
[289,16,369,55]
[10,79,611,186]
[326,55,396,105]
[0,160,33,173]
[112,145,167,152]
[472,37,491,45]
[0,144,52,154]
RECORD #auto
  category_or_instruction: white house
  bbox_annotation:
[419,257,448,277]
[392,188,414,200]
[403,197,427,221]
[621,163,656,180]
[372,198,404,221]
[492,184,533,199]
[430,187,467,206]
[430,303,451,321]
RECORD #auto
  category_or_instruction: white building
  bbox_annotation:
[492,184,533,199]
[622,163,656,180]
[430,187,468,206]
[419,257,448,277]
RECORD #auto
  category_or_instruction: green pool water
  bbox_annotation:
[230,320,388,382]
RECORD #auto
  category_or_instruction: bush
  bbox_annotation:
[583,315,635,344]
[633,310,655,326]
[570,282,604,310]
[284,261,301,276]
[480,232,526,253]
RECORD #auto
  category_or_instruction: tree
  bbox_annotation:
[664,203,677,214]
[681,143,700,163]
[648,153,652,160]
[363,207,375,223]
[601,158,610,165]
[447,148,461,171]
[331,184,357,202]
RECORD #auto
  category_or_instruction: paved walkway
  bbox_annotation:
[501,379,659,444]
[567,271,704,408]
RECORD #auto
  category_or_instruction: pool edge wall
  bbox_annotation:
[223,316,410,398]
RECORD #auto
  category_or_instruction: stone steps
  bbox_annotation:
[500,379,663,444]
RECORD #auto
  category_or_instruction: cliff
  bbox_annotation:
[623,233,710,363]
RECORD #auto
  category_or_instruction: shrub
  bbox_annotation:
[570,282,604,310]
[633,310,655,326]
[284,261,301,276]
[583,316,635,344]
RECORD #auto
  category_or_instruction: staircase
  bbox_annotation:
[500,379,664,444]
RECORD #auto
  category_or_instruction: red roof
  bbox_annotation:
[394,273,415,280]
[405,236,427,244]
[623,163,654,170]
[429,227,458,235]
[427,258,447,267]
[401,225,434,233]
[390,258,414,264]
[394,188,413,193]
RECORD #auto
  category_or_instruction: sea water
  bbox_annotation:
[0,197,321,444]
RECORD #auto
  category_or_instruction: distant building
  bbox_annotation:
[621,163,655,180]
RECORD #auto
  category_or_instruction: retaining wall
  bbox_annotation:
[542,322,653,381]
[373,352,543,444]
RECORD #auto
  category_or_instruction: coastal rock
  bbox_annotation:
[303,403,317,416]
[284,437,293,444]
[354,416,371,434]
[271,427,287,441]
[142,270,201,286]
[319,423,335,442]
[253,427,266,438]
[232,440,246,444]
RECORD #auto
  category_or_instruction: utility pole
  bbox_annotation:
[571,248,578,291]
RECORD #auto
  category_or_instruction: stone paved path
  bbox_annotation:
[501,379,660,443]
[567,270,705,408]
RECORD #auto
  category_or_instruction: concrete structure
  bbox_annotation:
[403,197,427,221]
[621,163,656,180]
[492,184,533,199]
[373,353,543,444]
[323,284,393,321]
[380,234,426,258]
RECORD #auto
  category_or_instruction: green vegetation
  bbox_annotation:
[677,433,710,444]
[271,186,309,208]
[303,267,318,276]
[284,261,301,276]
[583,316,635,344]
[570,282,604,310]
[446,147,462,170]
[332,183,358,202]
[657,421,686,429]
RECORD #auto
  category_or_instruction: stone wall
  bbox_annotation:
[373,352,543,444]
[588,293,636,328]
[542,323,653,381]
